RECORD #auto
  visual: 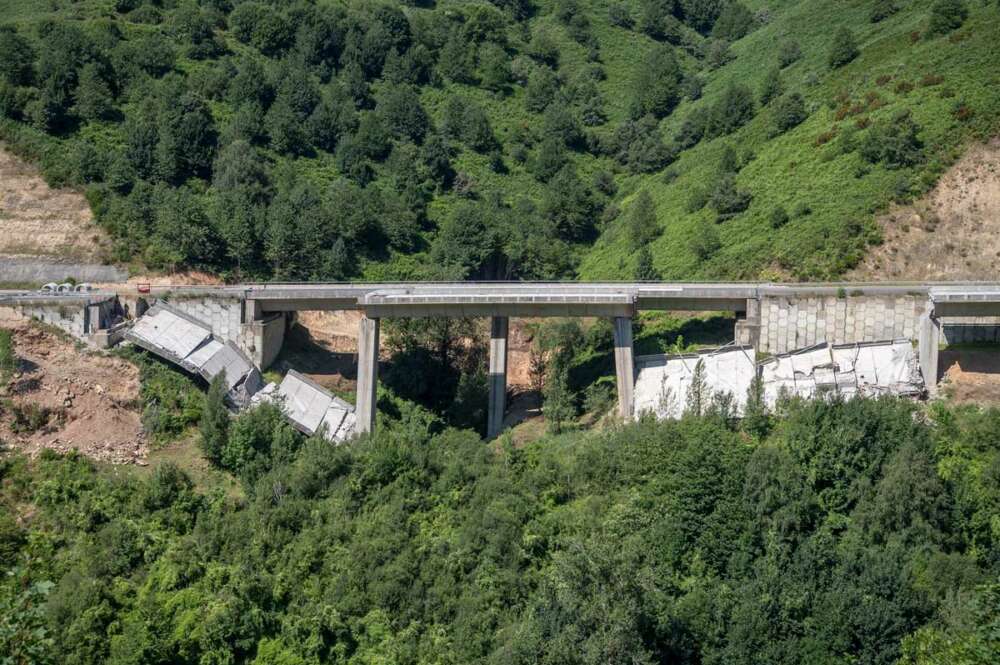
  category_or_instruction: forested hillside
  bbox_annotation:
[3,396,1000,663]
[0,0,997,281]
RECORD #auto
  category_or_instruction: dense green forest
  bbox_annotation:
[0,0,998,281]
[3,394,1000,663]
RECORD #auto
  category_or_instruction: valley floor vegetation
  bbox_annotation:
[2,391,1000,664]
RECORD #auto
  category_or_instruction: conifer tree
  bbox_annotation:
[199,374,230,464]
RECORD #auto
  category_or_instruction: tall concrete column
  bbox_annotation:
[356,316,380,434]
[918,305,941,395]
[487,316,509,439]
[613,316,635,420]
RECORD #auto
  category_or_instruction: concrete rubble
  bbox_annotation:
[759,339,923,408]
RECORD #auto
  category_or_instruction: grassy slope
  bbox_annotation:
[579,0,1000,280]
[1,1,998,282]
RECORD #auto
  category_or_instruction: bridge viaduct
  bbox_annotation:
[4,281,1000,437]
[120,282,1000,437]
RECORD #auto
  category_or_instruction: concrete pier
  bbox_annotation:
[356,316,380,434]
[613,317,635,420]
[918,305,941,394]
[487,316,509,439]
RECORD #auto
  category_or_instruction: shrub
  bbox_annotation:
[689,220,721,259]
[705,82,755,137]
[828,27,859,69]
[0,329,14,380]
[711,2,755,41]
[710,173,752,220]
[870,0,898,23]
[770,206,790,229]
[630,45,682,118]
[608,3,634,28]
[759,68,783,106]
[859,109,924,168]
[814,128,837,146]
[771,92,807,134]
[778,40,802,68]
[927,0,968,36]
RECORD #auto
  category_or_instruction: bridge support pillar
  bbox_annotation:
[918,305,941,395]
[613,317,635,420]
[734,297,762,351]
[356,315,380,435]
[487,316,509,439]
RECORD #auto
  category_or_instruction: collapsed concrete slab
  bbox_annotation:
[635,339,924,421]
[760,339,923,408]
[252,370,357,443]
[633,345,757,419]
[126,302,357,442]
[125,302,262,407]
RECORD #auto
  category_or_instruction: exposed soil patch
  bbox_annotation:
[939,348,1000,405]
[851,137,1000,280]
[0,145,109,262]
[0,322,146,464]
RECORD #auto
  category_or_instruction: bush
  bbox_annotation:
[870,0,898,22]
[0,329,14,380]
[710,173,752,220]
[927,0,968,36]
[759,68,783,106]
[630,45,682,118]
[689,219,721,259]
[778,39,802,68]
[771,92,808,134]
[828,27,859,69]
[608,3,634,28]
[769,205,789,229]
[711,2,755,41]
[706,82,755,137]
[859,109,924,168]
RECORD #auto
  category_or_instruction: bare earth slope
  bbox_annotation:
[1,322,146,464]
[851,138,1000,281]
[0,145,109,261]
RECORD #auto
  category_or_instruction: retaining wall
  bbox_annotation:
[0,301,88,336]
[0,257,128,283]
[757,294,926,354]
